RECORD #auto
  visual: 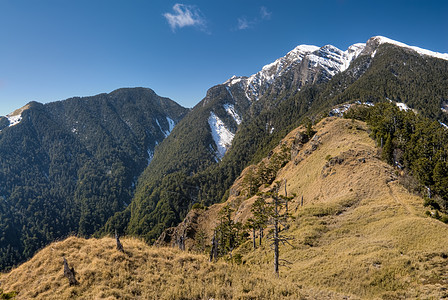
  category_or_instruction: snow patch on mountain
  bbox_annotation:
[6,114,23,127]
[156,117,175,137]
[330,104,352,116]
[223,103,242,125]
[439,121,448,129]
[208,112,235,159]
[396,102,410,111]
[441,103,448,113]
[166,117,175,134]
[147,149,154,165]
[371,36,448,61]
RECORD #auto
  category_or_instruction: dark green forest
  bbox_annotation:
[0,88,188,270]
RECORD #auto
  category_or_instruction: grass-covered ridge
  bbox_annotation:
[158,117,448,299]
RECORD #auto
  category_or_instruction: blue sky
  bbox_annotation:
[0,0,447,116]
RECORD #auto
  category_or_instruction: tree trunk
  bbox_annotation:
[252,227,256,249]
[274,198,279,276]
[115,230,124,253]
[209,232,218,262]
[63,257,78,286]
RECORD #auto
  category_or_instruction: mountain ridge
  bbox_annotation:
[0,87,189,270]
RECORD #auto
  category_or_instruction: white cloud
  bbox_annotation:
[260,6,272,20]
[163,4,206,32]
[236,6,272,30]
[237,17,250,30]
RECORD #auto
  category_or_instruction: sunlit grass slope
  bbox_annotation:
[0,236,352,299]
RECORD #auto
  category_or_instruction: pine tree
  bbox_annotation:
[382,133,394,165]
[251,197,270,246]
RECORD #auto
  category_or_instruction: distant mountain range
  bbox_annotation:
[0,36,447,270]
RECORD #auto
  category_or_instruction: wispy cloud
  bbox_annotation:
[163,4,206,32]
[260,6,272,20]
[236,6,272,30]
[237,17,251,30]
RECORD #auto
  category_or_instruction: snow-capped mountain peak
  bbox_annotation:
[215,36,448,160]
[224,36,448,106]
[368,36,448,61]
[225,42,366,101]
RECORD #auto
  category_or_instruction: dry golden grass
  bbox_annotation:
[175,117,448,299]
[3,117,448,299]
[238,117,448,299]
[0,236,351,299]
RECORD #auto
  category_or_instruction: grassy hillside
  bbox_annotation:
[0,236,352,299]
[159,117,448,299]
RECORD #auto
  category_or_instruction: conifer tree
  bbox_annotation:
[382,133,394,165]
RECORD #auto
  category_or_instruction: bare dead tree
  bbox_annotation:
[284,179,288,216]
[178,234,185,251]
[63,257,78,286]
[209,232,218,262]
[265,183,294,276]
[115,230,124,253]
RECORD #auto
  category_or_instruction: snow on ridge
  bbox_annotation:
[341,43,365,71]
[222,36,447,105]
[372,36,448,61]
[224,42,366,101]
[223,103,242,125]
[208,112,235,160]
[245,44,320,99]
[6,114,23,127]
[307,43,366,75]
[224,75,244,86]
[225,44,320,101]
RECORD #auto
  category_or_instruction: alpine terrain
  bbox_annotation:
[1,35,448,299]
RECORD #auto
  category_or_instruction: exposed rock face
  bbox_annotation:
[155,209,202,250]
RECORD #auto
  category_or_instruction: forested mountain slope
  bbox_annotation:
[105,36,448,243]
[0,88,188,270]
